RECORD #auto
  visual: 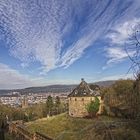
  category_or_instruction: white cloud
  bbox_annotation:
[103,18,140,69]
[0,63,48,89]
[103,47,135,70]
[106,47,128,64]
[1,0,140,74]
[21,63,29,68]
[0,63,80,89]
[107,47,133,64]
[0,63,30,89]
[106,18,140,45]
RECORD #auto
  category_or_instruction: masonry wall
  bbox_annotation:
[69,96,103,117]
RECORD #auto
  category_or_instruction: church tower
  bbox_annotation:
[22,96,28,108]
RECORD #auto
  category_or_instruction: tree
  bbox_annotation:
[113,79,133,95]
[55,96,61,107]
[46,95,54,116]
[126,26,140,119]
[125,26,140,77]
[102,80,139,118]
[133,74,140,118]
[55,96,61,114]
[86,97,100,117]
[112,80,134,108]
[0,113,9,140]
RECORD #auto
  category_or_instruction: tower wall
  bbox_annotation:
[69,96,102,117]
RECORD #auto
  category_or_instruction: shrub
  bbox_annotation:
[86,97,100,117]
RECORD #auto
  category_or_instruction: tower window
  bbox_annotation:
[82,98,84,101]
[75,98,77,101]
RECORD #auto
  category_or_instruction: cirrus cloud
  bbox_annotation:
[0,0,140,74]
[104,18,140,69]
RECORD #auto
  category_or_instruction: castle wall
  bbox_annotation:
[68,96,103,117]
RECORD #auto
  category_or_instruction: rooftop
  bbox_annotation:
[68,79,100,97]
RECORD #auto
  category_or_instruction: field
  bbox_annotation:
[25,113,140,140]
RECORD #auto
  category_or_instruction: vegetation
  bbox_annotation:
[0,95,68,123]
[26,113,113,139]
[86,97,100,117]
[0,85,76,94]
[103,79,134,106]
[26,113,93,139]
[26,113,140,140]
[133,74,140,121]
[0,78,139,139]
[102,79,140,119]
[125,25,140,122]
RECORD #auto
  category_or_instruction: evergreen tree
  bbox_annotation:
[46,95,54,116]
[55,96,61,107]
[55,96,61,114]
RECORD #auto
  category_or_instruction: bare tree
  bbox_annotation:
[125,25,140,77]
[125,25,140,118]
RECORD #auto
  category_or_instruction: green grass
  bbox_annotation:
[25,113,140,140]
[26,113,94,139]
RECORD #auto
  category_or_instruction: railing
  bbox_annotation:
[9,122,53,140]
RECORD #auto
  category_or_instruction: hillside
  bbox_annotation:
[0,80,115,95]
[25,113,140,140]
[25,113,94,139]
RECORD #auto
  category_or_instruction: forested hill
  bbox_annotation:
[0,85,76,95]
[94,80,116,87]
[20,85,76,94]
[0,80,115,95]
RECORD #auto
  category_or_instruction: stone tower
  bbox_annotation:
[68,79,104,117]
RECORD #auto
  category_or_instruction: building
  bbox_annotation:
[22,96,28,108]
[68,79,104,117]
[0,94,21,107]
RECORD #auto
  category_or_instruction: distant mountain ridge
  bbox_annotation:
[94,80,116,87]
[0,80,116,95]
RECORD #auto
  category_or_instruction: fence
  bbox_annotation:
[9,122,53,140]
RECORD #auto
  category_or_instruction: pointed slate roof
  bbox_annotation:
[68,79,100,97]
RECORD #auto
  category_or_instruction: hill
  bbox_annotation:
[94,80,116,87]
[0,85,76,95]
[26,113,93,139]
[0,80,116,95]
[25,113,140,140]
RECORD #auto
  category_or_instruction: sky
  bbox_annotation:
[0,0,140,89]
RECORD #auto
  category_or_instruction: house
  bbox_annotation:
[68,78,104,117]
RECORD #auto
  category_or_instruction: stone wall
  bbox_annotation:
[69,96,103,117]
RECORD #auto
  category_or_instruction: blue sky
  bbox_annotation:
[0,0,140,89]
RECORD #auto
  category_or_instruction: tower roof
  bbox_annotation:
[68,79,100,97]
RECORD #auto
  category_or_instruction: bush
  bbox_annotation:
[86,97,100,117]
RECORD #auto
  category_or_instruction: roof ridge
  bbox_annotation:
[68,79,99,97]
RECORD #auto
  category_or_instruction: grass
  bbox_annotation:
[25,113,140,140]
[26,113,94,139]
